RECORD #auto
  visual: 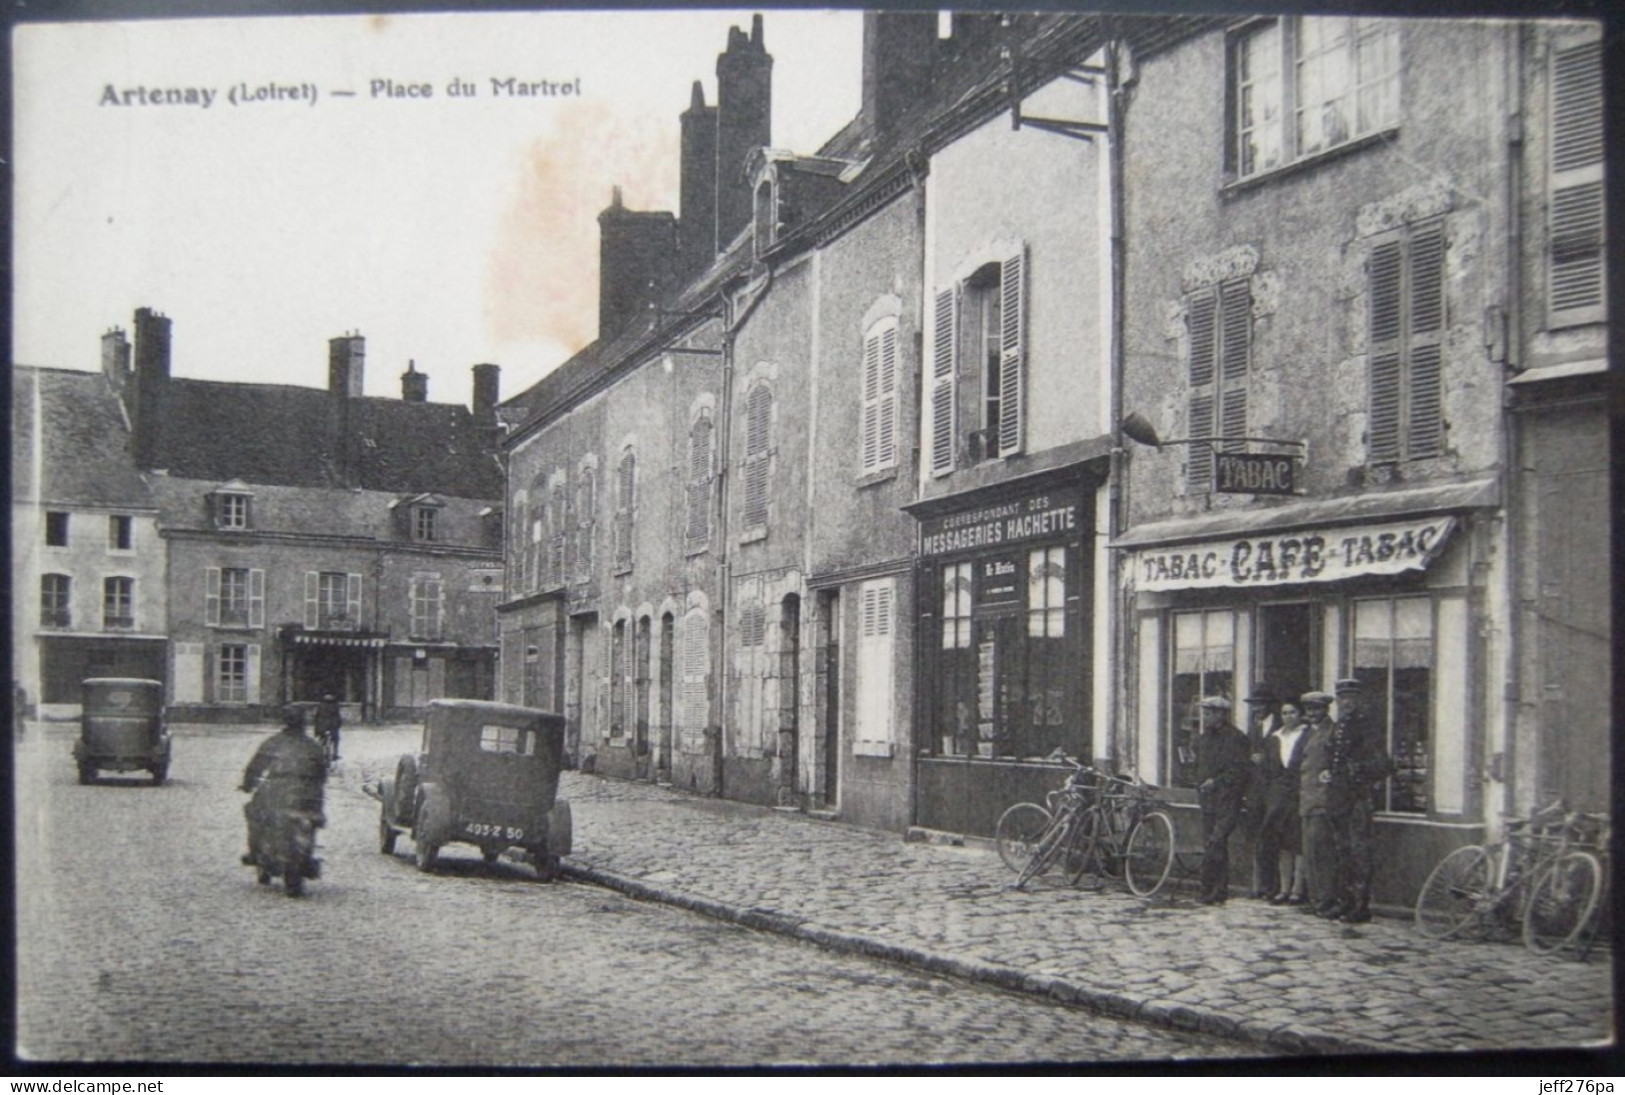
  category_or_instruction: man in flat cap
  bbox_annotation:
[1296,691,1343,917]
[1330,677,1392,923]
[1194,695,1251,905]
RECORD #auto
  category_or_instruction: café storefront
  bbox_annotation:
[1115,478,1502,906]
[908,468,1101,838]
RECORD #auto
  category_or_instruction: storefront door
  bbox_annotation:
[1256,601,1320,701]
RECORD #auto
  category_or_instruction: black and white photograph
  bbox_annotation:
[9,1,1616,1074]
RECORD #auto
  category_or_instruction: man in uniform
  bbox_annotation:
[1331,677,1390,923]
[1194,696,1251,905]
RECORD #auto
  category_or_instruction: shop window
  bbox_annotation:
[1230,17,1399,180]
[1168,609,1236,788]
[936,563,975,756]
[1367,219,1445,463]
[45,511,68,547]
[109,515,133,551]
[40,573,71,628]
[1185,278,1252,493]
[860,318,899,475]
[1547,38,1605,328]
[1351,596,1432,814]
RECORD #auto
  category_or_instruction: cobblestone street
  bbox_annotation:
[15,722,1251,1068]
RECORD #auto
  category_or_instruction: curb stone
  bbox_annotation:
[558,860,1393,1058]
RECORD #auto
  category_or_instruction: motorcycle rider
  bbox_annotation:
[240,703,329,866]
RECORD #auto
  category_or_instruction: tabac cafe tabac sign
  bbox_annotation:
[1130,516,1457,592]
[919,487,1085,558]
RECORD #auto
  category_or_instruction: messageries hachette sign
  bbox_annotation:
[919,486,1085,558]
[1130,516,1457,591]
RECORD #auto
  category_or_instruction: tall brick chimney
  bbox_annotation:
[130,308,171,469]
[101,327,131,401]
[679,81,719,278]
[328,333,365,398]
[598,186,679,340]
[401,360,428,402]
[472,363,501,452]
[714,14,772,253]
[861,13,938,141]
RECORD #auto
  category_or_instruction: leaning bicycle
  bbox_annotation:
[995,756,1177,897]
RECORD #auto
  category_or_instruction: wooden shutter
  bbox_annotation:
[303,571,319,629]
[929,288,957,475]
[1406,222,1446,456]
[615,451,635,571]
[1549,40,1605,325]
[861,330,881,473]
[1367,239,1404,463]
[997,248,1026,457]
[245,644,262,705]
[345,573,362,629]
[550,485,567,584]
[857,581,895,744]
[172,642,204,704]
[205,567,221,626]
[248,569,265,628]
[1186,289,1218,491]
[686,415,713,544]
[576,469,594,575]
[1218,278,1252,454]
[682,609,709,731]
[742,385,771,529]
[878,324,898,469]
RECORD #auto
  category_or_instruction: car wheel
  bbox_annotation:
[379,807,398,855]
[284,872,304,897]
[414,838,439,872]
[257,867,272,886]
[151,761,169,786]
[77,764,95,785]
[531,848,560,883]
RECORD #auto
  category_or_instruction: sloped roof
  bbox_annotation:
[11,366,152,507]
[144,377,501,499]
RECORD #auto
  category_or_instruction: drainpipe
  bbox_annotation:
[1105,30,1132,772]
[711,261,775,797]
[1494,22,1528,833]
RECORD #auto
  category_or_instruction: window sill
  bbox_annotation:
[612,565,633,578]
[739,526,767,545]
[855,467,898,490]
[1221,127,1398,197]
[853,740,895,758]
[684,542,710,559]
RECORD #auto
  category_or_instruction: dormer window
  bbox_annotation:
[414,505,438,542]
[209,484,255,531]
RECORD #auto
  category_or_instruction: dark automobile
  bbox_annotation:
[75,678,170,785]
[377,699,572,880]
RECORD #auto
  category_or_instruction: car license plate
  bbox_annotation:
[465,822,523,841]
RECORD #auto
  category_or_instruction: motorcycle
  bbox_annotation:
[242,788,325,897]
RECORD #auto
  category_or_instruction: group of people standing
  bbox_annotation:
[1193,678,1391,922]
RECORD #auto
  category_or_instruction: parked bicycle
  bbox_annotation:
[994,755,1178,897]
[1414,799,1608,959]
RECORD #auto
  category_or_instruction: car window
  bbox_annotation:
[479,724,535,756]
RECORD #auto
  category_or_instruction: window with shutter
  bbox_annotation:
[997,248,1026,457]
[929,289,957,475]
[610,620,627,738]
[681,607,710,731]
[686,412,714,547]
[248,569,265,629]
[1548,39,1604,327]
[614,449,636,573]
[855,580,896,750]
[861,319,900,475]
[549,483,568,585]
[576,467,596,577]
[1185,278,1251,492]
[742,384,772,532]
[1366,220,1445,463]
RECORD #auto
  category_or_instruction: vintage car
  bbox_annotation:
[74,678,170,785]
[376,699,572,880]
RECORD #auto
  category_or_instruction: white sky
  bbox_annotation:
[13,10,863,409]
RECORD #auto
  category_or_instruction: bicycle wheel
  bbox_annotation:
[1064,808,1109,889]
[1414,845,1491,940]
[1523,851,1603,955]
[1123,810,1176,897]
[1015,811,1072,889]
[995,802,1052,874]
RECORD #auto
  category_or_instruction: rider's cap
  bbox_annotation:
[1197,696,1231,711]
[281,703,304,726]
[1334,677,1362,693]
[1300,691,1334,707]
